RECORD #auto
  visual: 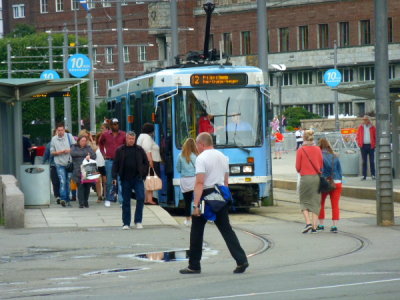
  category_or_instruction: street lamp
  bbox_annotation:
[271,64,286,117]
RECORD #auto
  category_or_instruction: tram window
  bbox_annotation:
[111,100,116,110]
[142,91,154,124]
[121,97,127,131]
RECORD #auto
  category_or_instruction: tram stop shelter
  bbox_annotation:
[337,79,400,179]
[0,78,87,182]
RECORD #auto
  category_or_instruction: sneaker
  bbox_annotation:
[136,223,143,229]
[317,225,325,231]
[71,196,77,201]
[361,177,366,181]
[330,226,338,233]
[104,200,111,207]
[233,262,249,274]
[184,219,191,227]
[179,267,201,274]
[122,225,130,230]
[60,200,66,207]
[302,224,312,233]
[79,205,84,208]
[56,197,61,204]
[311,229,318,233]
[371,175,376,180]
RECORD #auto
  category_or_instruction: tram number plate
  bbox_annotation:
[190,73,248,87]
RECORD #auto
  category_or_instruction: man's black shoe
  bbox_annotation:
[233,262,249,274]
[179,267,201,274]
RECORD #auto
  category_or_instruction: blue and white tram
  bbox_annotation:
[107,65,272,209]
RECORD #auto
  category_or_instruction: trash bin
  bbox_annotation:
[339,149,360,176]
[20,164,50,206]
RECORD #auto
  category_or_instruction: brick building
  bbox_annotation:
[3,0,400,117]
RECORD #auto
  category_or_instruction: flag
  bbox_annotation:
[80,0,90,11]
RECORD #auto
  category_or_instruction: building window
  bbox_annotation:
[94,80,99,96]
[139,46,147,62]
[56,0,64,12]
[71,0,79,10]
[389,64,395,79]
[279,27,289,52]
[282,72,293,86]
[269,75,274,87]
[298,26,308,50]
[338,67,354,83]
[122,0,128,5]
[107,79,114,90]
[339,22,349,47]
[40,0,48,13]
[123,46,130,63]
[241,31,251,55]
[209,34,214,50]
[359,66,374,81]
[297,71,313,85]
[88,0,95,9]
[106,47,113,63]
[223,33,232,56]
[339,102,353,116]
[102,0,112,7]
[93,48,97,65]
[12,4,25,18]
[317,103,334,117]
[318,24,329,49]
[317,69,328,84]
[360,20,371,45]
[388,17,393,43]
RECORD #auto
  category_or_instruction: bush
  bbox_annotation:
[283,107,320,128]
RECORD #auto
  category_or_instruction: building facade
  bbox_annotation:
[3,0,400,117]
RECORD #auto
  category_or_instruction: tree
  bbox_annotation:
[283,107,320,128]
[0,33,89,143]
[6,24,36,38]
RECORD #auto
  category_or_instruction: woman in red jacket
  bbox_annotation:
[295,130,323,233]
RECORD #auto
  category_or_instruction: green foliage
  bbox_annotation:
[286,125,295,132]
[0,33,90,143]
[96,100,109,129]
[6,24,36,38]
[283,107,320,128]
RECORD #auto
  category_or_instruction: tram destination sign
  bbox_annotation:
[190,73,248,87]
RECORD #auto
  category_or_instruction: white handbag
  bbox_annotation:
[144,167,162,191]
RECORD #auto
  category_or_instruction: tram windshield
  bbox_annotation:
[175,88,262,148]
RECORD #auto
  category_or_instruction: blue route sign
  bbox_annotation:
[67,54,91,78]
[40,70,60,79]
[324,69,342,87]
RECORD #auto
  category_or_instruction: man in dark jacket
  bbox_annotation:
[112,131,149,229]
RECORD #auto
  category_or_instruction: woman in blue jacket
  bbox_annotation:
[176,138,199,226]
[317,138,343,233]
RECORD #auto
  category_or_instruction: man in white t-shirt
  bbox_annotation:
[179,132,248,275]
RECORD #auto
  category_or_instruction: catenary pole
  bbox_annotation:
[87,11,96,132]
[74,7,82,130]
[116,0,125,83]
[170,0,178,66]
[374,0,394,226]
[48,35,56,132]
[334,40,339,131]
[63,26,72,132]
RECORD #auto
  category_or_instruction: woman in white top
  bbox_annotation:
[95,132,106,202]
[137,123,162,205]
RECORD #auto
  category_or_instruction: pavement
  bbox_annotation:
[20,149,400,229]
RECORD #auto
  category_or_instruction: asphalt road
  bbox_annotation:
[1,199,400,300]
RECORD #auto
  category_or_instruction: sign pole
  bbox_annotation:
[334,40,340,131]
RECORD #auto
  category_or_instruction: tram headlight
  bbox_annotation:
[230,166,241,174]
[242,165,253,173]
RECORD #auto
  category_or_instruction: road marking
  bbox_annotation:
[321,271,400,276]
[189,277,400,299]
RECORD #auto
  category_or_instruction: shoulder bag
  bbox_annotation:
[145,167,162,191]
[65,134,74,173]
[301,148,335,194]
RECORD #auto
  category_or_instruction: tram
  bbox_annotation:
[106,64,273,209]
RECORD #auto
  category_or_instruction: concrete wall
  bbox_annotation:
[0,175,24,229]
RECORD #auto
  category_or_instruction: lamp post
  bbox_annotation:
[271,64,286,117]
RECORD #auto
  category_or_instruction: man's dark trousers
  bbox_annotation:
[361,144,375,178]
[121,178,145,226]
[188,206,247,270]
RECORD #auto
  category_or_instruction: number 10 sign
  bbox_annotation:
[324,69,342,87]
[67,54,91,78]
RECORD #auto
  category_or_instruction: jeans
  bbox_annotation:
[50,165,60,198]
[319,183,342,220]
[188,206,247,270]
[55,164,72,202]
[105,159,122,203]
[183,191,193,217]
[77,182,91,207]
[121,178,145,226]
[360,144,375,178]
